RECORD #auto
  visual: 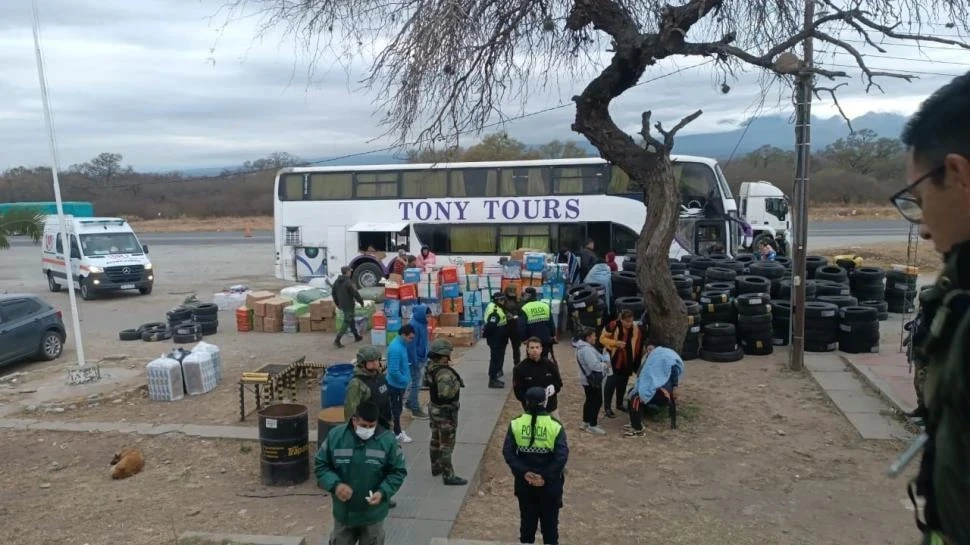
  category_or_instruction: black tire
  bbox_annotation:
[738,312,772,329]
[118,329,141,341]
[173,322,202,336]
[193,303,219,316]
[741,336,774,356]
[192,312,219,324]
[47,272,62,293]
[138,322,167,333]
[735,292,770,307]
[705,266,737,282]
[816,295,859,308]
[703,322,736,338]
[734,254,756,265]
[774,256,792,269]
[612,270,638,284]
[839,340,880,354]
[353,261,384,289]
[615,296,645,315]
[167,307,193,322]
[736,275,771,294]
[622,260,637,272]
[805,340,838,352]
[748,262,785,279]
[38,330,64,361]
[816,265,849,284]
[79,277,94,300]
[839,305,878,323]
[141,327,172,342]
[699,291,731,304]
[682,300,701,316]
[673,275,694,290]
[804,301,839,319]
[700,347,744,362]
[200,322,219,336]
[173,332,203,344]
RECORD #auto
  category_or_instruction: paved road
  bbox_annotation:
[6,220,914,248]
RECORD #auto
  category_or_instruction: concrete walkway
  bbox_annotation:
[0,342,511,545]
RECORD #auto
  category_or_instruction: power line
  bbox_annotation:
[825,62,962,78]
[823,50,970,67]
[41,60,716,191]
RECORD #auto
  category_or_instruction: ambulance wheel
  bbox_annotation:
[139,285,153,295]
[79,278,94,300]
[47,272,62,293]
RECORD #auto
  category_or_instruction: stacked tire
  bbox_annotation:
[838,306,880,354]
[885,269,918,313]
[815,265,849,286]
[699,289,734,324]
[736,275,772,296]
[735,293,773,356]
[777,279,817,301]
[169,305,204,343]
[191,303,220,337]
[805,255,828,279]
[567,285,605,332]
[673,274,694,301]
[771,300,792,346]
[680,301,701,361]
[747,262,786,298]
[611,271,639,299]
[804,301,840,352]
[815,279,851,297]
[700,323,743,362]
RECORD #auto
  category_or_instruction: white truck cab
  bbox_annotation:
[40,216,154,300]
[738,181,790,249]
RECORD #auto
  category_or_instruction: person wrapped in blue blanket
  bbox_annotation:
[624,344,684,437]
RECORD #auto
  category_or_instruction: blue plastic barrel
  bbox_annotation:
[320,363,355,408]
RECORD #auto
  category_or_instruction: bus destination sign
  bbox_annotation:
[398,198,580,222]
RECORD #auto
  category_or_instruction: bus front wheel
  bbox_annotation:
[353,262,383,289]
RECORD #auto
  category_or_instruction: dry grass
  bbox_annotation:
[814,241,942,272]
[808,203,900,221]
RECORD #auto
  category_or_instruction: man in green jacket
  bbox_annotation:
[891,70,970,545]
[315,400,407,545]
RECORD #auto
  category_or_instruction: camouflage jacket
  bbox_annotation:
[915,240,970,544]
[424,360,463,410]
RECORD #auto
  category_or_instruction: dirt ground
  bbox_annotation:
[122,204,898,233]
[452,345,919,545]
[0,428,333,545]
[814,241,941,272]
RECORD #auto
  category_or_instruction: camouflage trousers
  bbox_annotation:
[914,364,928,407]
[429,407,457,478]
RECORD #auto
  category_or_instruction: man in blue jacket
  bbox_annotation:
[386,324,416,444]
[406,300,432,419]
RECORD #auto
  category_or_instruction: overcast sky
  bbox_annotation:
[0,0,966,172]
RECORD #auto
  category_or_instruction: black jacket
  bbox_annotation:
[332,276,363,311]
[502,413,568,497]
[512,358,563,412]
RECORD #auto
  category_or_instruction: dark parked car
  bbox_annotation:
[0,294,66,368]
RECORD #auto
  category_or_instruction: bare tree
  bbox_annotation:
[69,152,134,185]
[220,0,968,348]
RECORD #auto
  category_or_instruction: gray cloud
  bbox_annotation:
[0,1,966,171]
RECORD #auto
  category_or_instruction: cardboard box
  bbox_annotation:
[246,290,276,309]
[438,312,460,327]
[299,317,312,333]
[433,326,476,347]
[310,319,336,332]
[253,315,265,332]
[259,297,292,320]
[263,316,282,332]
[309,299,336,319]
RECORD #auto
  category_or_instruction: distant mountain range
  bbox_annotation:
[177,111,907,176]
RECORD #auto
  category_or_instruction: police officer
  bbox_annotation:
[518,288,557,361]
[483,291,509,389]
[892,71,970,545]
[424,338,468,486]
[502,386,568,545]
[502,286,523,369]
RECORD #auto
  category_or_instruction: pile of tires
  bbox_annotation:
[735,293,773,356]
[849,266,886,299]
[815,279,851,297]
[885,269,918,313]
[687,256,716,282]
[673,274,694,301]
[611,270,639,300]
[805,255,828,279]
[777,278,817,300]
[681,301,701,361]
[747,262,786,297]
[700,322,743,362]
[704,266,738,286]
[771,299,792,345]
[804,301,840,352]
[614,296,646,319]
[699,289,734,324]
[118,322,171,343]
[838,306,880,354]
[736,275,772,296]
[815,265,849,285]
[567,285,605,332]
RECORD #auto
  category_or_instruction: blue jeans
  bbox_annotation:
[407,362,425,411]
[387,386,406,435]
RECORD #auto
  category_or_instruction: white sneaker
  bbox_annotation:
[587,425,607,435]
[579,422,590,431]
[396,432,413,444]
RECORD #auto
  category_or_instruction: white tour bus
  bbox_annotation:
[273,156,741,287]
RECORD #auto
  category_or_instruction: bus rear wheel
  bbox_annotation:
[353,262,383,289]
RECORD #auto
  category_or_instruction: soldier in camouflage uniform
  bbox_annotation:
[423,339,468,486]
[905,287,936,421]
[892,71,970,545]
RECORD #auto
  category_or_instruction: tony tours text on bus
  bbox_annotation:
[398,198,581,222]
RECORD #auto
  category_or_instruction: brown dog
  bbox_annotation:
[109,447,145,480]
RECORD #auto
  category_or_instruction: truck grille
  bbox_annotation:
[104,265,144,283]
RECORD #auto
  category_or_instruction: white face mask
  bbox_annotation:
[355,425,376,441]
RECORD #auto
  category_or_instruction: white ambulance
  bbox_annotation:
[40,216,155,300]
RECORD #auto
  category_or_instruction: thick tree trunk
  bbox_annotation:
[635,158,688,350]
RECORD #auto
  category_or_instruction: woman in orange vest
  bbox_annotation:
[598,309,647,418]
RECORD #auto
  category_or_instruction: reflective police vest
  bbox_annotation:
[484,303,508,326]
[510,413,562,454]
[521,301,551,324]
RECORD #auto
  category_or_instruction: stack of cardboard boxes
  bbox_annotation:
[239,290,346,333]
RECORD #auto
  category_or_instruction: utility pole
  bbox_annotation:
[789,0,815,372]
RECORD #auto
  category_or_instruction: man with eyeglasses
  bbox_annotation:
[891,71,970,545]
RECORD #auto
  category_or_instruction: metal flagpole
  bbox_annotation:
[31,0,97,383]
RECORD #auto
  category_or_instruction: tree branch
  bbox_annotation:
[640,111,664,153]
[656,109,703,150]
[814,83,853,130]
[812,29,915,92]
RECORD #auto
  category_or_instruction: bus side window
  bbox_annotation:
[278,173,305,201]
[500,167,549,196]
[552,165,607,195]
[308,173,353,200]
[402,170,447,198]
[449,168,498,198]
